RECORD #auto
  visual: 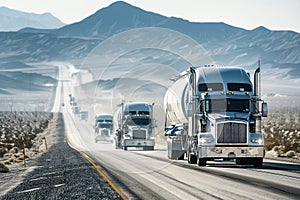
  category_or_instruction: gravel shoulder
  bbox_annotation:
[0,113,122,200]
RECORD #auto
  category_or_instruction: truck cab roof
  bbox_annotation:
[195,67,253,96]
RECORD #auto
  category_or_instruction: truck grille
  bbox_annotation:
[101,129,109,136]
[132,130,146,139]
[217,122,247,144]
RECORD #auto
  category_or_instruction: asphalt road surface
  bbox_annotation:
[58,64,300,200]
[3,63,299,200]
[1,113,122,200]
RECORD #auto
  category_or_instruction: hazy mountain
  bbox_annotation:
[0,32,98,62]
[0,1,299,98]
[2,1,300,72]
[15,1,300,67]
[0,6,65,31]
[51,1,245,42]
[20,1,294,66]
[52,1,166,39]
[0,71,56,94]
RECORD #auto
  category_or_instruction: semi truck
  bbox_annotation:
[94,114,114,143]
[115,102,155,150]
[164,63,268,167]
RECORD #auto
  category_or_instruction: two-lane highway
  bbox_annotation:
[54,63,300,200]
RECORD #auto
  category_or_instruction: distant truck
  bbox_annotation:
[79,111,88,121]
[94,114,114,143]
[164,64,268,167]
[72,105,80,114]
[115,102,155,150]
[69,94,75,106]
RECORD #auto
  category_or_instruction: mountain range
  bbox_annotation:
[0,1,299,96]
[0,6,65,31]
[6,1,300,66]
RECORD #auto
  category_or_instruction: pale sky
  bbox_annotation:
[1,0,300,33]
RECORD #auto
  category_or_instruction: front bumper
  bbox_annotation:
[123,139,155,147]
[95,135,113,141]
[198,146,264,158]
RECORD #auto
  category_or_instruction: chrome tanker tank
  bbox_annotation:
[163,76,189,125]
[163,75,189,160]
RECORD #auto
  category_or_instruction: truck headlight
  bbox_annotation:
[124,134,131,139]
[198,133,214,144]
[251,138,263,144]
[250,133,263,144]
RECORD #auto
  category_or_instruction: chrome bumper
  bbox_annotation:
[199,146,264,158]
[123,139,155,147]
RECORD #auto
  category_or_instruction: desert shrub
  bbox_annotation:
[263,108,300,154]
[0,111,52,155]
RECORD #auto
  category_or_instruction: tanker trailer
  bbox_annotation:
[164,64,268,167]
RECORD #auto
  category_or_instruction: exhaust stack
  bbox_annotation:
[254,65,260,98]
[254,61,261,132]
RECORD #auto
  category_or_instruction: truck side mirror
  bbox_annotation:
[164,127,171,136]
[262,102,268,117]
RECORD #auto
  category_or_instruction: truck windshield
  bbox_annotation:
[98,124,112,129]
[125,110,150,115]
[205,99,250,113]
[97,119,112,123]
[127,117,151,126]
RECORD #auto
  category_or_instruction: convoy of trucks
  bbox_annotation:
[94,114,114,143]
[68,94,88,117]
[114,102,155,150]
[164,64,268,167]
[72,61,268,167]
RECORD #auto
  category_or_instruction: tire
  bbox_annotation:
[188,153,197,164]
[198,158,207,166]
[253,158,263,167]
[236,158,245,165]
[123,146,128,151]
[187,141,196,164]
[178,153,185,160]
[144,146,154,151]
[187,151,192,164]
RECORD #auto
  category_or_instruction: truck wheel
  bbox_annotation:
[198,158,207,166]
[236,158,245,165]
[123,146,128,151]
[188,153,197,164]
[143,146,154,151]
[253,158,263,167]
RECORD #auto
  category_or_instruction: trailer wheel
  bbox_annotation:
[198,158,207,166]
[178,153,184,160]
